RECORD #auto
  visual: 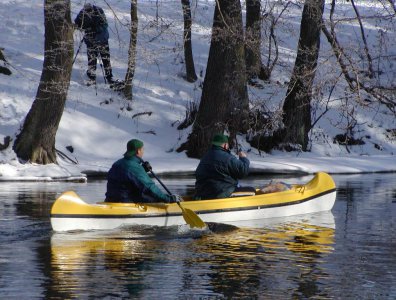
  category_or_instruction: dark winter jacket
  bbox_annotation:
[194,146,250,200]
[75,5,109,45]
[105,155,173,203]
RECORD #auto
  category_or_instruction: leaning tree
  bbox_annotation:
[178,0,249,158]
[13,0,73,164]
[276,0,325,151]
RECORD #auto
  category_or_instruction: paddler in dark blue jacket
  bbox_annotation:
[194,134,252,200]
[105,139,180,203]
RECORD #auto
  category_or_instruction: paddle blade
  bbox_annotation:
[178,203,206,229]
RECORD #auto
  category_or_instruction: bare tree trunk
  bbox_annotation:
[181,0,197,82]
[280,0,325,151]
[123,0,138,100]
[178,0,248,158]
[350,0,374,78]
[263,2,291,81]
[13,0,73,164]
[245,0,264,81]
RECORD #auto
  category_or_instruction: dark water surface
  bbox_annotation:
[0,173,395,299]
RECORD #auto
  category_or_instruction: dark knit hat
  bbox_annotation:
[124,139,144,156]
[212,134,229,146]
[84,3,93,11]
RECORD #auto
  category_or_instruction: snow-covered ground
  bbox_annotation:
[0,0,395,181]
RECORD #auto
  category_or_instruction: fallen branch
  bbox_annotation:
[0,136,11,151]
[56,149,78,164]
[132,111,152,119]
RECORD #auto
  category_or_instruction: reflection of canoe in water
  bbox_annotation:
[49,216,335,298]
[50,172,336,232]
[51,224,335,259]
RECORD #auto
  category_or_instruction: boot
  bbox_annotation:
[87,69,96,79]
[106,75,114,84]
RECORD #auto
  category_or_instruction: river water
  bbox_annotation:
[0,173,395,299]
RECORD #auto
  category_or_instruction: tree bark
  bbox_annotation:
[245,0,264,80]
[13,0,73,164]
[179,0,249,158]
[181,0,197,82]
[123,0,138,100]
[279,0,325,151]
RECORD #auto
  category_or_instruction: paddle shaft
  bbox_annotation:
[149,170,172,195]
[148,168,206,228]
[149,168,182,208]
[137,157,172,195]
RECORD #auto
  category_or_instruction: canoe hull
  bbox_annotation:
[51,172,337,232]
[51,191,335,231]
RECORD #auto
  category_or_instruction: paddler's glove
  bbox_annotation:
[170,194,183,203]
[142,161,152,172]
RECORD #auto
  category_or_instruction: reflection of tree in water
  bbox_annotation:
[15,191,56,219]
[201,242,261,298]
[287,230,332,298]
[36,240,68,299]
[48,232,160,298]
[195,223,334,298]
[4,190,54,244]
[103,239,158,297]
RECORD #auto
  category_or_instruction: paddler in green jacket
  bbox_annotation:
[194,134,253,200]
[105,139,181,203]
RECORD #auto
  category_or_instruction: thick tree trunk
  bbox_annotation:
[181,0,197,82]
[280,0,325,151]
[179,0,248,158]
[13,0,73,164]
[123,0,138,100]
[245,0,264,80]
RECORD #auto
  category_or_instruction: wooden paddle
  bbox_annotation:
[149,169,206,229]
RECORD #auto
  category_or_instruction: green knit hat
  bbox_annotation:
[212,134,229,146]
[124,139,144,156]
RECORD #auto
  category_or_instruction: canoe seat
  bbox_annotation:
[230,186,256,197]
[258,182,291,194]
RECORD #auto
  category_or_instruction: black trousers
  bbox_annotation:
[85,40,113,82]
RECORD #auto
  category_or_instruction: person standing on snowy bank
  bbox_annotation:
[105,139,182,203]
[74,3,114,85]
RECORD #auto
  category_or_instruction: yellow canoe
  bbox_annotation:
[50,172,336,232]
